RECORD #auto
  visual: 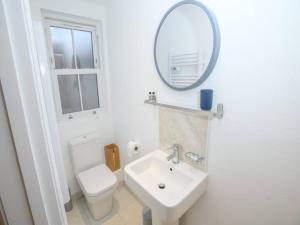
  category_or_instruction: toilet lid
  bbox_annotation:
[78,164,117,197]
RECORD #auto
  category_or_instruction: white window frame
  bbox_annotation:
[43,14,104,121]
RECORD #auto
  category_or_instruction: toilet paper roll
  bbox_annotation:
[127,140,140,158]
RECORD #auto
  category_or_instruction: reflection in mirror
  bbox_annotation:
[154,2,220,90]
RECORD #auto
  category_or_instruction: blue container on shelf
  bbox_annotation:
[200,89,213,111]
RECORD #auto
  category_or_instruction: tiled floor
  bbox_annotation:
[66,184,144,225]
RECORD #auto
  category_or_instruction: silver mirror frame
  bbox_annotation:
[154,0,221,91]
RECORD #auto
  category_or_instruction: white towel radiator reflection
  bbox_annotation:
[168,51,200,87]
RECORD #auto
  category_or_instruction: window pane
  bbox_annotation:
[50,27,75,69]
[74,30,95,68]
[80,74,99,110]
[58,75,82,114]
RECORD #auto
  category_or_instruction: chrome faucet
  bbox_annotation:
[166,144,182,164]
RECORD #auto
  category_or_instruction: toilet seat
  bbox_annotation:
[78,164,117,197]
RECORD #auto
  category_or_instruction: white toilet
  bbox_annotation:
[69,133,117,220]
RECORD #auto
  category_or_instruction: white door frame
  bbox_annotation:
[0,0,67,224]
[0,81,34,225]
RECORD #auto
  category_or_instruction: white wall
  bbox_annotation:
[29,0,115,195]
[106,1,300,225]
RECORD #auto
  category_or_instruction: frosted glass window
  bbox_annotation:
[80,74,100,110]
[50,27,75,69]
[74,30,94,68]
[47,19,101,118]
[58,75,82,114]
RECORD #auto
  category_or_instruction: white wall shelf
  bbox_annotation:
[144,99,224,119]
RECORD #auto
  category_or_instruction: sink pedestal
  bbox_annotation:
[152,212,179,225]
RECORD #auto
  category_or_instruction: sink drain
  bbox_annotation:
[158,183,166,189]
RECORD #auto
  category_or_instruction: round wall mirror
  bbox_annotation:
[154,1,220,91]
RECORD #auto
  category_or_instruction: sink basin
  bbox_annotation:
[124,150,207,225]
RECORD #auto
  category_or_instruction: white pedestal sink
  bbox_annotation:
[124,150,207,225]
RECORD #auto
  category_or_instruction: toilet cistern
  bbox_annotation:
[166,144,182,164]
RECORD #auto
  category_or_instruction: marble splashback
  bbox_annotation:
[159,107,209,171]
